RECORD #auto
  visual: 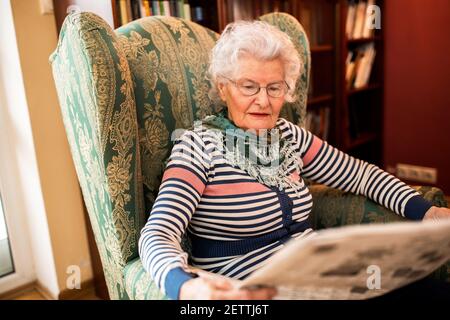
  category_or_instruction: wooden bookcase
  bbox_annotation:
[53,0,384,297]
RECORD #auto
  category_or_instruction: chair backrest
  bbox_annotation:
[50,12,310,299]
[50,12,144,299]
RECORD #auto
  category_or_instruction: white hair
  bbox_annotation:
[208,20,301,105]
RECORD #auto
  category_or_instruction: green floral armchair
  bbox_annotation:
[50,12,449,300]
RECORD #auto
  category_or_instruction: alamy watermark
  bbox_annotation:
[66,265,81,290]
[366,5,381,30]
[366,264,381,290]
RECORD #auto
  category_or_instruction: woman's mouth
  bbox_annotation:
[248,113,270,118]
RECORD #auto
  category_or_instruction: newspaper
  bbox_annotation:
[235,220,450,299]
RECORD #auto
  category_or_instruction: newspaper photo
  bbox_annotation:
[237,220,450,299]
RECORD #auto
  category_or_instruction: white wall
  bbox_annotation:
[0,0,59,297]
[9,0,95,296]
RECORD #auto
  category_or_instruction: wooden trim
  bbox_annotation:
[0,281,56,300]
[36,282,56,300]
[0,279,97,300]
[0,281,37,300]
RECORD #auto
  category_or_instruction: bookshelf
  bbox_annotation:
[340,0,383,165]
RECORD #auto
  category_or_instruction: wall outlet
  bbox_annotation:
[396,163,437,184]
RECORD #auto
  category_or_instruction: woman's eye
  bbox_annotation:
[268,86,281,92]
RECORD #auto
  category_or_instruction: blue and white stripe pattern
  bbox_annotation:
[138,118,432,299]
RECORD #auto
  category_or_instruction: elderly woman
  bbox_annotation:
[138,21,450,300]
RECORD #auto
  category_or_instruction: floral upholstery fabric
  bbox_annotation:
[50,12,144,300]
[50,12,449,300]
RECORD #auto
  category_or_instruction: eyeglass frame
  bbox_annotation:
[221,76,290,98]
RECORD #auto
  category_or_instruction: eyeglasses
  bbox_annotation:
[223,77,289,98]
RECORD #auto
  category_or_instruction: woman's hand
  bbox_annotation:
[423,206,450,221]
[179,269,277,300]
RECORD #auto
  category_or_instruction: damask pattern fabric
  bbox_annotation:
[50,12,145,300]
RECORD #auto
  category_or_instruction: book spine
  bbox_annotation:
[140,0,152,16]
[152,1,160,15]
[183,3,191,21]
[131,0,141,19]
[363,0,376,38]
[353,0,367,39]
[162,0,171,16]
[119,0,130,25]
[126,0,133,22]
[177,0,185,19]
[169,0,178,17]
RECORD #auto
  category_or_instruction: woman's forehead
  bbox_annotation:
[234,56,285,82]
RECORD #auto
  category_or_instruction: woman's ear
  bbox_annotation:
[218,82,227,101]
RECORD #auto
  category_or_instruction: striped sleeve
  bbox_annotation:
[138,130,211,300]
[285,121,432,220]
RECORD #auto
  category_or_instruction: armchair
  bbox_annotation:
[50,12,449,300]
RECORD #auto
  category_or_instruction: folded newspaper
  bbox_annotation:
[231,220,450,300]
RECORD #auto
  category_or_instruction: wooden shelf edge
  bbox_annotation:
[347,36,382,45]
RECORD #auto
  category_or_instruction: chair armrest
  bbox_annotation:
[123,258,168,300]
[308,184,449,282]
[308,184,447,229]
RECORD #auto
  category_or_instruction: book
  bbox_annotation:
[191,220,450,300]
[352,0,367,39]
[362,0,376,38]
[183,3,191,21]
[151,0,161,15]
[353,43,376,88]
[346,44,376,89]
[162,0,171,16]
[345,1,356,39]
[139,0,152,17]
[130,0,141,19]
[118,0,131,25]
[169,0,178,17]
[177,0,185,18]
[192,6,204,22]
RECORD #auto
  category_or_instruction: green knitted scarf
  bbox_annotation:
[196,110,303,193]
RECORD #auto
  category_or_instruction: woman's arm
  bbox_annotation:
[138,129,212,299]
[283,120,435,220]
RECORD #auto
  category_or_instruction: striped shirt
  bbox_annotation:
[138,118,432,300]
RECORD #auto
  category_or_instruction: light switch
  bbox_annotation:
[39,0,54,15]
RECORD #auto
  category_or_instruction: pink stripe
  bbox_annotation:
[203,182,270,196]
[162,167,205,194]
[303,136,323,166]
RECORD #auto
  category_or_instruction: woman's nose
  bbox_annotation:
[254,88,270,108]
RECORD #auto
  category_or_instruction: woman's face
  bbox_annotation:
[218,56,286,132]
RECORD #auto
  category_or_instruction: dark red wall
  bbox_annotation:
[384,0,450,194]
